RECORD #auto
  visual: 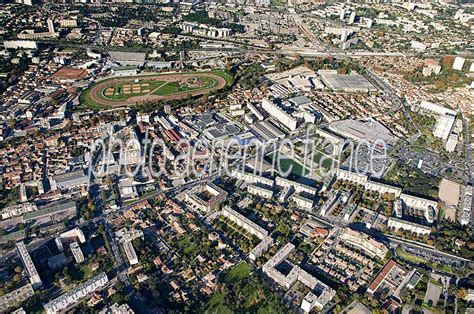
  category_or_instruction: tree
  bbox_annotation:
[13,274,21,282]
[7,119,16,128]
[456,288,468,300]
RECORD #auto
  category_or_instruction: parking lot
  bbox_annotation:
[398,147,441,176]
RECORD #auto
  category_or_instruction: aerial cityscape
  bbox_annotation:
[0,0,472,313]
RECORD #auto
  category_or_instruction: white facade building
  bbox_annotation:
[336,168,369,185]
[339,228,388,258]
[16,242,42,288]
[261,98,298,131]
[275,176,316,196]
[112,67,138,77]
[47,19,55,33]
[44,273,108,314]
[231,170,274,188]
[248,184,274,199]
[249,236,274,261]
[452,57,466,71]
[263,243,335,311]
[400,193,437,223]
[445,133,459,152]
[247,102,264,121]
[0,284,34,311]
[60,227,86,243]
[292,193,314,211]
[388,217,431,235]
[222,207,268,239]
[365,180,402,197]
[4,40,38,49]
[181,22,231,38]
[123,241,139,265]
[411,41,427,51]
[459,185,472,225]
[70,241,85,264]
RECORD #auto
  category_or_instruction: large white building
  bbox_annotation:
[387,217,431,235]
[70,241,85,264]
[275,176,317,196]
[184,183,227,212]
[452,56,466,71]
[248,184,274,199]
[292,193,314,211]
[339,228,388,258]
[261,98,298,131]
[123,241,138,265]
[263,243,335,312]
[60,19,78,28]
[336,169,438,223]
[247,102,264,121]
[115,228,143,243]
[16,242,42,288]
[249,236,274,261]
[328,118,395,144]
[0,284,34,311]
[181,22,231,38]
[365,180,402,197]
[301,286,336,313]
[60,227,86,243]
[222,207,268,239]
[336,168,368,185]
[111,66,138,77]
[400,193,437,223]
[263,243,299,289]
[4,40,38,50]
[418,101,457,141]
[445,133,459,152]
[336,170,402,196]
[115,228,142,266]
[47,19,55,33]
[231,170,274,188]
[44,273,109,314]
[411,41,427,51]
[459,185,472,225]
[419,101,457,116]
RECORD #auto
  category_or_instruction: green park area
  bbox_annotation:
[383,161,440,199]
[202,262,284,313]
[313,151,334,170]
[224,262,251,283]
[152,76,218,96]
[265,152,308,178]
[177,236,199,256]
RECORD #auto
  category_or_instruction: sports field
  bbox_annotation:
[82,70,233,109]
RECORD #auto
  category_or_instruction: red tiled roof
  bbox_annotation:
[368,260,397,293]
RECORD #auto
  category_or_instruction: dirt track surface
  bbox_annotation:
[88,73,227,107]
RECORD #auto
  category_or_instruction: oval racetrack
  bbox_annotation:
[87,72,228,107]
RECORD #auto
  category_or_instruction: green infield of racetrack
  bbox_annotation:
[80,69,233,110]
